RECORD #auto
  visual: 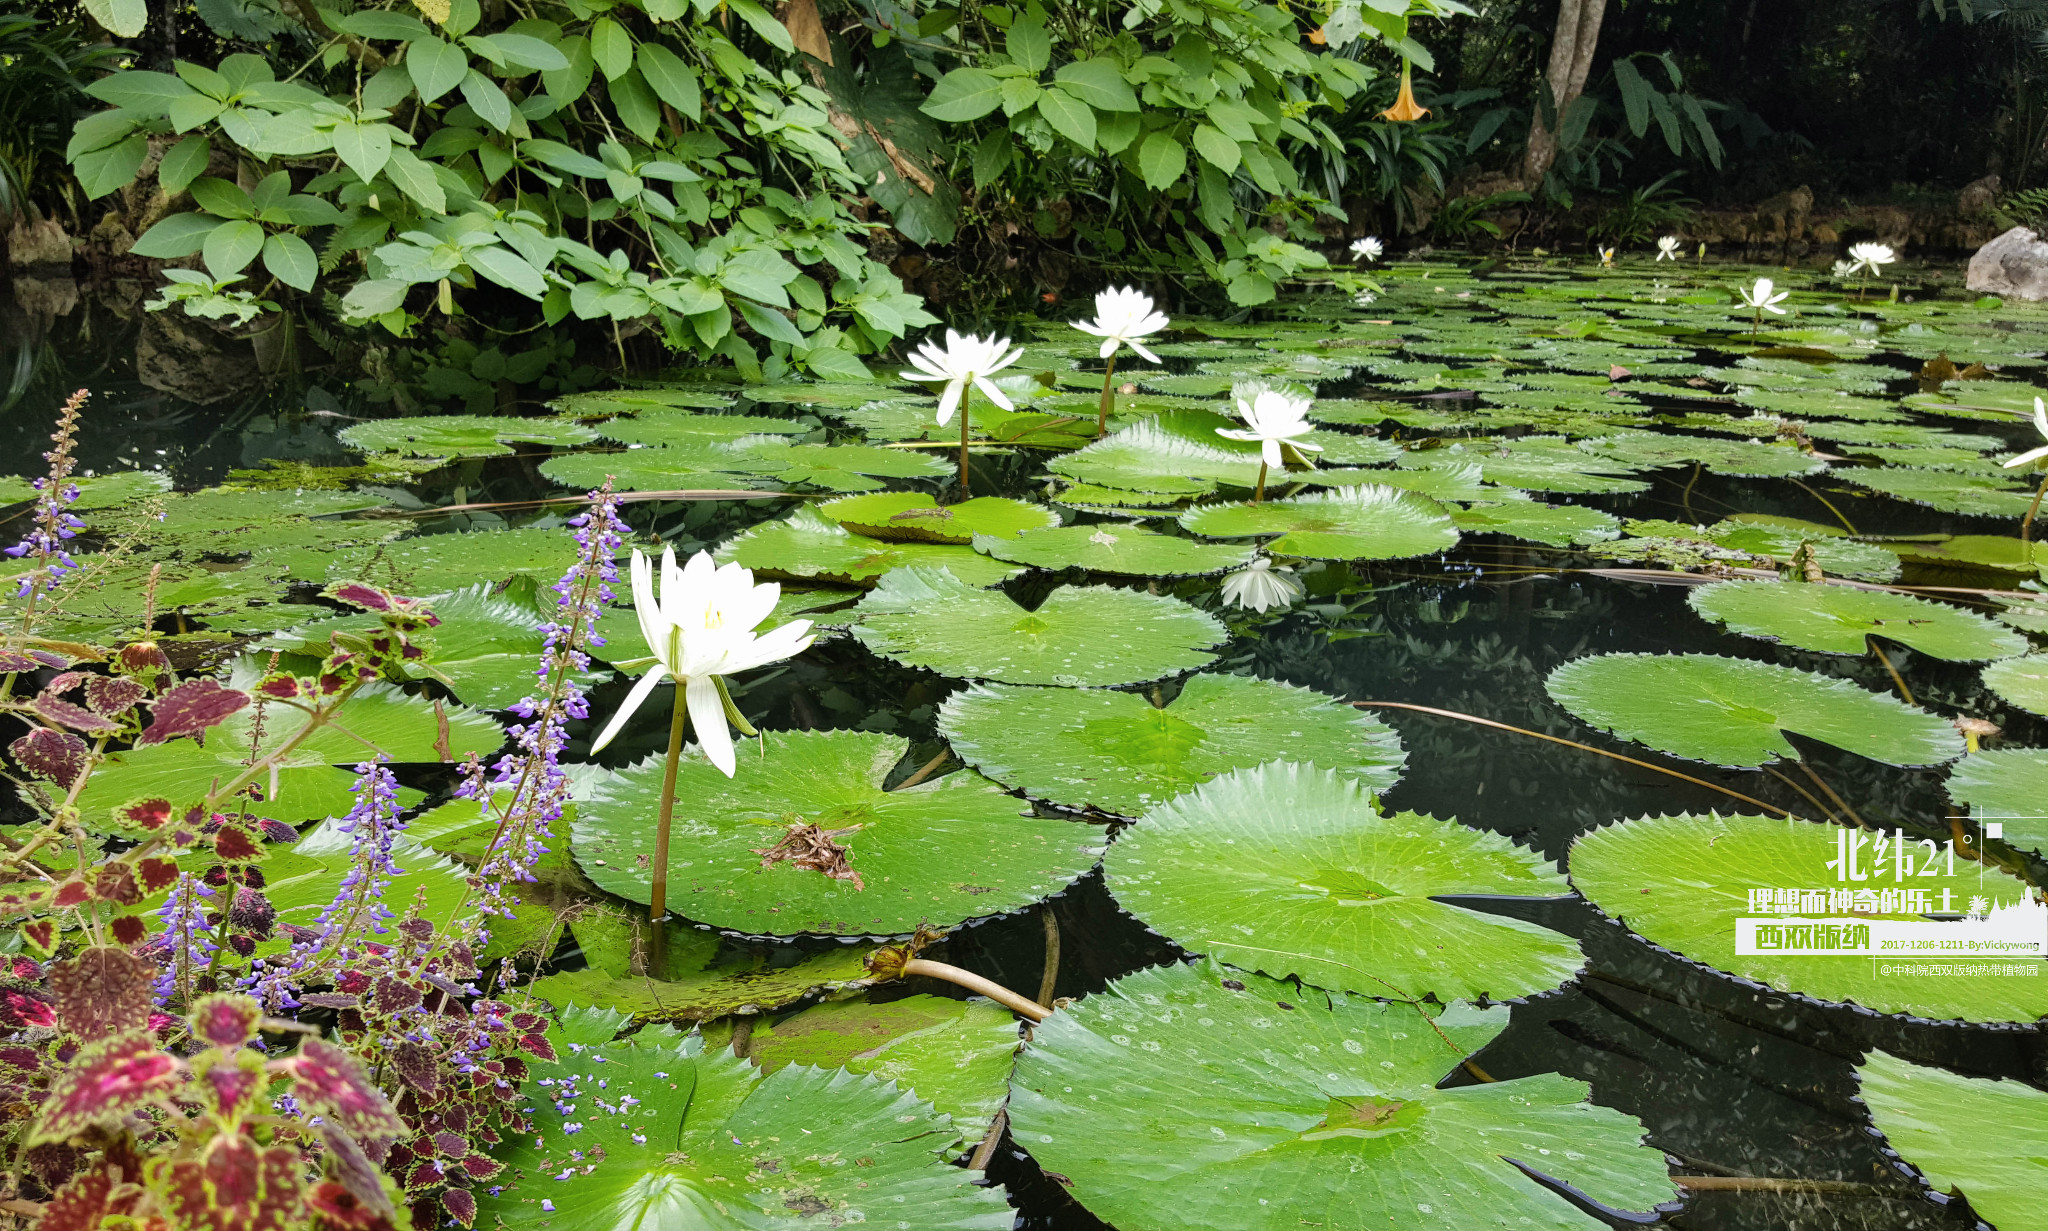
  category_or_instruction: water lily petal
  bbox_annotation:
[590,665,667,753]
[687,673,735,777]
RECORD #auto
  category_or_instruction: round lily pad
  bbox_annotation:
[1178,486,1461,561]
[1688,581,2031,661]
[1569,813,2048,1022]
[572,729,1105,936]
[938,675,1403,816]
[1983,655,2048,716]
[1946,748,2048,856]
[338,413,598,458]
[1104,763,1582,1001]
[1547,653,1965,769]
[851,567,1223,686]
[1857,1051,2048,1231]
[595,412,805,446]
[1451,499,1622,546]
[1007,961,1676,1231]
[973,524,1254,577]
[717,507,1024,588]
[818,492,1057,543]
[1838,467,2037,518]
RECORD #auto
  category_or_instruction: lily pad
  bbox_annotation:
[1451,498,1623,546]
[1104,763,1582,1001]
[1706,516,1901,582]
[973,524,1255,577]
[1546,653,1965,768]
[310,526,614,593]
[1945,749,2048,856]
[338,413,598,458]
[1178,486,1461,561]
[571,730,1106,935]
[1857,1051,2048,1231]
[1982,655,2048,716]
[474,1029,1011,1231]
[819,492,1057,543]
[717,507,1023,588]
[851,567,1223,686]
[1569,813,2048,1022]
[1836,467,2037,518]
[73,742,423,834]
[1395,437,1650,494]
[1584,431,1829,478]
[526,944,882,1022]
[594,412,806,446]
[1687,581,2031,661]
[1007,960,1676,1231]
[938,675,1403,816]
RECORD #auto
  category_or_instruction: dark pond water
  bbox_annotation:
[6,261,2043,1231]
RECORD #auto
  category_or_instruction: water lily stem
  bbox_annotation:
[1353,701,1792,816]
[1037,904,1060,1007]
[2022,472,2048,546]
[1253,461,1268,504]
[1095,353,1118,435]
[957,387,973,499]
[900,957,1051,1021]
[649,681,689,973]
[1868,641,1915,706]
[1797,761,1868,829]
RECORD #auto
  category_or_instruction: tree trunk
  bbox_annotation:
[1522,0,1610,186]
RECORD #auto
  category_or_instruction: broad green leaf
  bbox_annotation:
[921,67,1005,121]
[1009,961,1676,1231]
[939,674,1404,816]
[1688,580,2030,661]
[1036,88,1097,149]
[1982,654,2048,716]
[84,70,193,110]
[1179,486,1461,560]
[1191,122,1239,173]
[1107,763,1581,1000]
[1946,748,2048,856]
[260,231,318,291]
[1136,131,1186,190]
[1570,813,2048,1022]
[336,9,432,40]
[1451,498,1621,546]
[574,731,1104,935]
[974,523,1252,576]
[83,0,147,37]
[1005,17,1051,72]
[130,212,222,259]
[1547,653,1964,769]
[156,134,210,194]
[1858,1052,2048,1231]
[475,1036,1011,1231]
[851,566,1223,686]
[716,507,1024,588]
[201,218,265,277]
[406,35,468,102]
[338,413,597,458]
[466,244,545,297]
[635,41,701,119]
[74,133,149,198]
[1054,58,1139,111]
[589,16,633,80]
[329,118,393,182]
[460,69,515,131]
[819,492,1057,544]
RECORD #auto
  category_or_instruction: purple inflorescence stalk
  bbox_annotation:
[6,390,88,600]
[150,872,218,1007]
[459,484,626,927]
[246,758,406,1009]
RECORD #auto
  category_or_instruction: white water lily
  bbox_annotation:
[1831,259,1856,279]
[1072,286,1169,363]
[1218,389,1323,468]
[1353,290,1377,307]
[1739,277,1790,314]
[1655,236,1681,261]
[1597,246,1616,267]
[1221,557,1304,613]
[1846,242,1896,276]
[1350,236,1383,262]
[899,329,1023,427]
[2005,397,2048,469]
[592,548,816,777]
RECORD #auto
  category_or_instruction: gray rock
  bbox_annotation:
[1967,225,2048,300]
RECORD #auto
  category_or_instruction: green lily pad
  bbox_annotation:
[1874,534,2048,573]
[1982,655,2048,716]
[594,412,806,446]
[0,469,173,510]
[1569,813,2048,1022]
[851,567,1222,686]
[1945,748,2048,856]
[1346,463,1492,502]
[555,386,738,413]
[537,448,786,494]
[973,524,1255,577]
[1837,467,2038,518]
[1584,431,1829,478]
[258,835,475,954]
[818,492,1057,543]
[475,1029,1011,1231]
[734,994,1019,1154]
[1104,762,1582,1001]
[4,557,291,641]
[1395,437,1650,494]
[221,674,505,768]
[717,507,1022,589]
[1179,486,1460,561]
[1451,498,1622,546]
[1045,410,1323,494]
[338,413,599,458]
[571,730,1106,935]
[1007,961,1676,1231]
[73,742,424,834]
[526,944,883,1023]
[1547,653,1965,768]
[1687,581,2030,661]
[937,674,1403,816]
[1858,1052,2048,1231]
[738,439,955,491]
[1705,516,1901,582]
[310,526,617,593]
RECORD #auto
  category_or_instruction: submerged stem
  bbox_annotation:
[1868,640,1915,706]
[650,681,689,973]
[1095,352,1118,435]
[1037,903,1060,1007]
[900,957,1050,1021]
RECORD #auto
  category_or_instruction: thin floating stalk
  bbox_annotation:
[1095,353,1118,435]
[902,957,1051,1022]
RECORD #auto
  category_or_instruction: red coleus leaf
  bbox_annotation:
[17,921,56,958]
[456,1154,501,1181]
[11,956,41,979]
[327,583,400,612]
[371,976,422,1015]
[83,675,147,717]
[114,641,171,678]
[93,862,140,905]
[429,1131,465,1159]
[149,1133,307,1231]
[514,1032,557,1062]
[110,915,147,946]
[305,1180,398,1231]
[42,671,87,695]
[254,672,302,700]
[277,1038,408,1142]
[0,990,55,1028]
[318,1125,395,1221]
[389,1040,439,1099]
[440,1186,476,1227]
[137,857,180,893]
[116,796,174,831]
[38,1163,140,1231]
[49,947,156,1042]
[136,678,251,747]
[31,695,120,736]
[201,1054,267,1121]
[213,824,264,863]
[0,649,42,673]
[10,728,89,788]
[30,1030,183,1144]
[192,994,264,1051]
[51,878,91,909]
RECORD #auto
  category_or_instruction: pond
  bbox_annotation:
[3,254,2044,1231]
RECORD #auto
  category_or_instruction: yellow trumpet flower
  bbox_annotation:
[1379,61,1430,122]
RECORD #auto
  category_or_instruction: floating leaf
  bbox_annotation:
[717,507,1023,588]
[1836,467,2037,518]
[1857,1050,2048,1231]
[1982,655,2048,716]
[938,674,1402,816]
[525,944,879,1022]
[1584,431,1829,478]
[1395,437,1650,494]
[1946,749,2048,856]
[1687,581,2030,661]
[1547,653,1964,768]
[1008,961,1675,1231]
[973,523,1254,576]
[1705,515,1901,581]
[1451,498,1622,546]
[310,526,614,593]
[572,730,1106,935]
[851,567,1222,686]
[475,1031,1011,1231]
[1179,486,1460,561]
[1569,813,2048,1022]
[1104,763,1580,1000]
[338,414,598,458]
[819,492,1056,543]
